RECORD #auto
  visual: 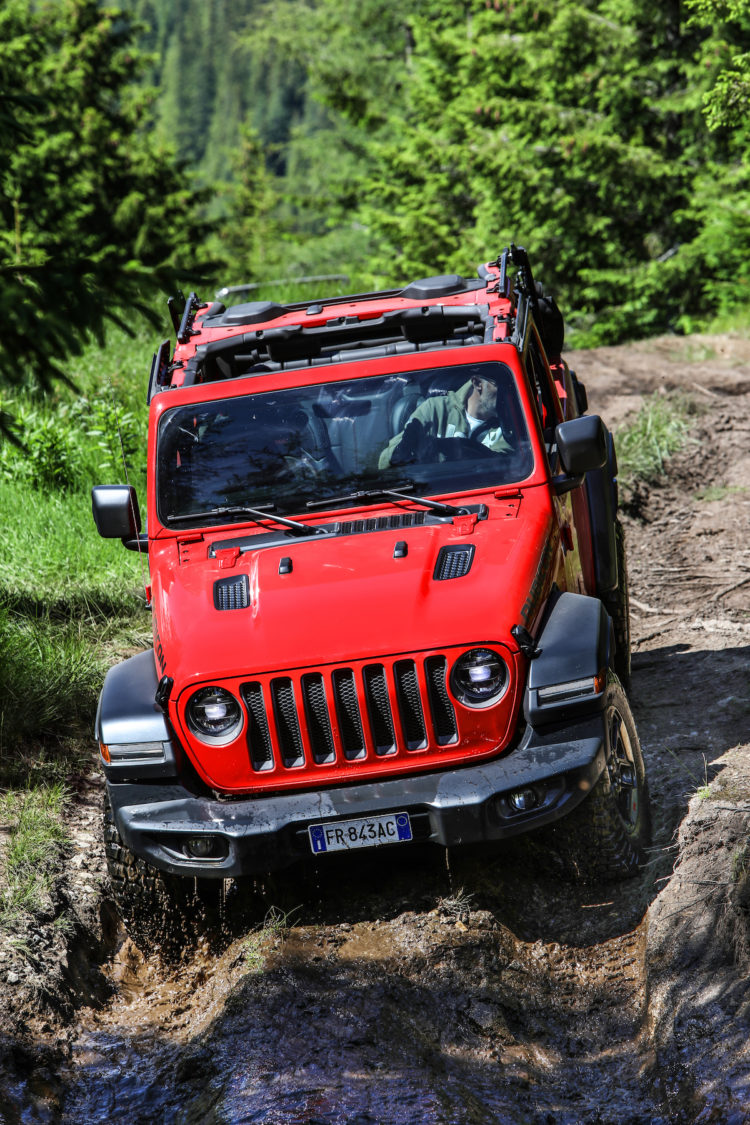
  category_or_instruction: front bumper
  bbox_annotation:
[108,712,608,878]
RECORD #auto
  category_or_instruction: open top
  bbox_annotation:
[156,247,565,393]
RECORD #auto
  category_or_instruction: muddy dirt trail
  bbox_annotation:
[3,334,750,1125]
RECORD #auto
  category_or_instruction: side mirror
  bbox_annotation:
[92,485,142,544]
[553,415,608,494]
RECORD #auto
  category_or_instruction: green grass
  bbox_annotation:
[0,785,69,930]
[242,906,298,972]
[615,394,693,487]
[0,477,149,779]
[732,845,749,883]
[702,302,750,338]
[695,484,747,502]
[681,341,720,364]
[0,481,145,618]
[0,323,154,779]
[0,604,101,739]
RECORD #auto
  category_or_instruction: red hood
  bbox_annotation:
[150,491,555,698]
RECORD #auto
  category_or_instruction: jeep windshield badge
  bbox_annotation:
[92,244,649,936]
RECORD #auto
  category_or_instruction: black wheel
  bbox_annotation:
[552,676,650,881]
[601,518,631,688]
[103,796,215,954]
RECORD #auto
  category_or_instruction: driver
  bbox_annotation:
[379,373,511,468]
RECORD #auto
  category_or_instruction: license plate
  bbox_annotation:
[308,812,412,855]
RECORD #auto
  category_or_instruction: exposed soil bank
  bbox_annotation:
[2,334,750,1124]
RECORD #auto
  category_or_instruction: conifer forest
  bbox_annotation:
[2,0,750,395]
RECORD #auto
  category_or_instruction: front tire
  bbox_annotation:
[104,796,207,953]
[552,676,650,880]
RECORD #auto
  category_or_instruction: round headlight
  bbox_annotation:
[186,686,243,744]
[451,648,509,707]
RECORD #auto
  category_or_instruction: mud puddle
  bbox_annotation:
[56,851,662,1125]
[59,940,232,1124]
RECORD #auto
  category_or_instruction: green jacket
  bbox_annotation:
[379,381,511,468]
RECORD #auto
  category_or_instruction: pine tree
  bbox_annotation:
[0,0,209,395]
[352,0,750,341]
[687,0,750,129]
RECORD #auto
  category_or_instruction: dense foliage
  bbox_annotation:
[123,0,309,181]
[240,0,750,343]
[2,0,749,395]
[6,0,749,358]
[120,0,750,343]
[687,0,750,128]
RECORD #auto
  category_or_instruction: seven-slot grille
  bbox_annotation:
[240,656,458,774]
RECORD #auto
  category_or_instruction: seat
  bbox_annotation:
[389,380,424,436]
[300,411,342,476]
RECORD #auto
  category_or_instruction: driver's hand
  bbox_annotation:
[392,417,430,465]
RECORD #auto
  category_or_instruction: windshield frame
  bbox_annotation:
[150,348,546,535]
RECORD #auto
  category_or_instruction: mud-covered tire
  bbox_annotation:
[601,518,631,688]
[552,676,650,881]
[104,796,203,953]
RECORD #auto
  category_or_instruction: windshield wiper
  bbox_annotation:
[166,505,319,537]
[306,483,466,518]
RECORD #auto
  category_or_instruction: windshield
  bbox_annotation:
[156,362,534,527]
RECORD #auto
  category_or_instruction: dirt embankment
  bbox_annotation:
[2,334,750,1124]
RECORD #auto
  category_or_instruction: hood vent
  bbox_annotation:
[214,574,249,610]
[336,511,427,535]
[434,544,475,581]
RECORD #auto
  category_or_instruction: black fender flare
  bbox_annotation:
[584,429,619,593]
[95,650,179,779]
[524,592,613,727]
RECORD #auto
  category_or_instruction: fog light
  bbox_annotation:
[186,835,227,860]
[509,787,539,812]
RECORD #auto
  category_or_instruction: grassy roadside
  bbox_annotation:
[0,322,155,937]
[615,393,694,491]
[0,787,69,932]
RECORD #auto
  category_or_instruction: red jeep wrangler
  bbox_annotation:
[93,246,648,930]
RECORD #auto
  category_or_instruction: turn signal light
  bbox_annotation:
[537,671,605,705]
